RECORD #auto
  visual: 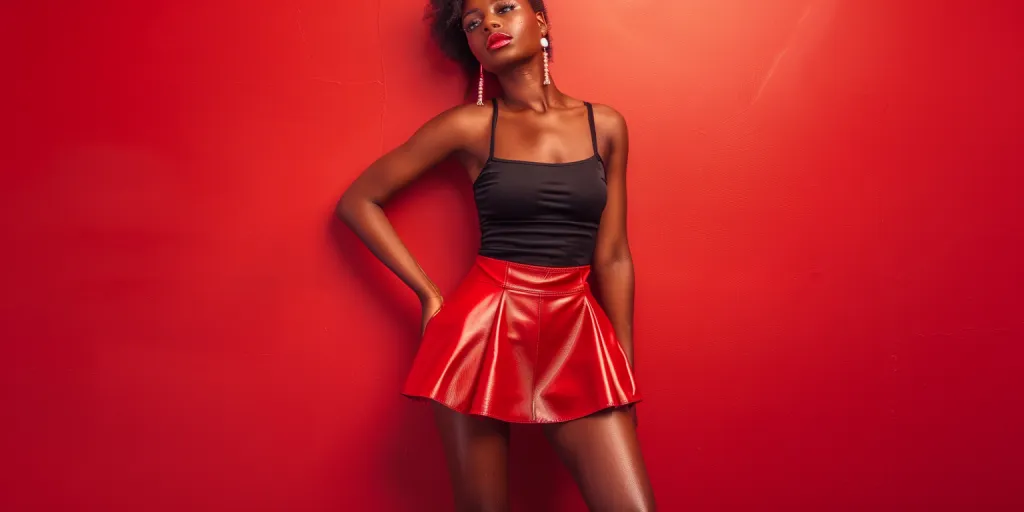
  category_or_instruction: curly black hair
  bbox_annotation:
[427,0,550,77]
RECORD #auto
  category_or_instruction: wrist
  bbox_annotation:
[619,337,635,368]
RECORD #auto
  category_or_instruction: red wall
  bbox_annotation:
[5,1,1022,510]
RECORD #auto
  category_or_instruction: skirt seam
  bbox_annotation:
[477,258,587,296]
[498,285,585,296]
[532,295,543,422]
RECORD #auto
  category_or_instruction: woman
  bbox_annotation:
[337,1,655,510]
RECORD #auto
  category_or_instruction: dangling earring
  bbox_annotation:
[477,64,485,106]
[541,37,551,85]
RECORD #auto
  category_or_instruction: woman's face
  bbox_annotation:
[461,0,547,71]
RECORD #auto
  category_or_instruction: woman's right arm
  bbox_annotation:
[335,105,482,306]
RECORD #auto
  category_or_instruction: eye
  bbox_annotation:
[464,2,516,32]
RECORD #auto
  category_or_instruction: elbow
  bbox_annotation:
[335,190,363,226]
[594,245,633,271]
[336,189,385,228]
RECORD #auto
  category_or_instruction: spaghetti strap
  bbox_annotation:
[584,102,600,160]
[489,98,499,160]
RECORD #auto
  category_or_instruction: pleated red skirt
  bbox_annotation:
[401,255,641,423]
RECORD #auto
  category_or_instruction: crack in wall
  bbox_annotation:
[294,7,313,63]
[750,1,821,107]
[293,1,388,155]
[311,78,384,87]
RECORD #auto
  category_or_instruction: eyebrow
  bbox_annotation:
[462,8,481,20]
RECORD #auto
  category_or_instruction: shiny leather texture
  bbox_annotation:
[402,256,641,423]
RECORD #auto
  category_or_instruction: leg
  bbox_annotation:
[543,407,656,512]
[432,403,511,512]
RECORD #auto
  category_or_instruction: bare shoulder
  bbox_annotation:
[424,102,493,141]
[589,103,629,140]
[588,103,629,166]
[437,102,493,125]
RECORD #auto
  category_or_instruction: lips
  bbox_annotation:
[486,32,513,51]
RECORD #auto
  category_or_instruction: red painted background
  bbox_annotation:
[5,0,1023,510]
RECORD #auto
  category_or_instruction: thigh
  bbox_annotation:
[543,408,656,512]
[432,403,511,512]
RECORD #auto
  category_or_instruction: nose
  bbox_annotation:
[481,17,501,33]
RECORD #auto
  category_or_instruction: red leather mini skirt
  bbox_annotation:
[402,255,641,423]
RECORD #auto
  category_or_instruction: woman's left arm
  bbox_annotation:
[592,105,636,368]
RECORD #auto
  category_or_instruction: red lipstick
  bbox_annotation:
[486,32,513,51]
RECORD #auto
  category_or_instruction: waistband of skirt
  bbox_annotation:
[473,255,590,295]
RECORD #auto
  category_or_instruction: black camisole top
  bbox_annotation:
[473,99,607,267]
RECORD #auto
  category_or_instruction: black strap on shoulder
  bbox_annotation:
[489,98,499,159]
[584,102,600,158]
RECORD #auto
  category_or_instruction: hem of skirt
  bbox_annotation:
[400,392,642,424]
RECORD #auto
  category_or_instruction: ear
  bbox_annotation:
[535,11,548,37]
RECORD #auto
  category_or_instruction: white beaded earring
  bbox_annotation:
[541,37,551,85]
[477,64,485,106]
